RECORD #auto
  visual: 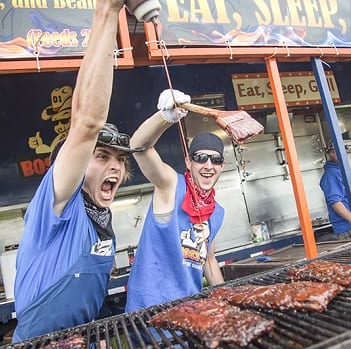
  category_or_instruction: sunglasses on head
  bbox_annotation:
[190,152,224,165]
[98,131,130,148]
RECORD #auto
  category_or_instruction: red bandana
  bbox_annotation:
[181,171,216,223]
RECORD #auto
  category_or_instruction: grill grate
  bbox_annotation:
[6,248,351,349]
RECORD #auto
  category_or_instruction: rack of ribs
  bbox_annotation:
[41,335,86,349]
[149,298,274,348]
[287,260,351,287]
[208,281,343,312]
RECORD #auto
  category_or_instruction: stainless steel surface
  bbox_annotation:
[222,241,350,280]
[320,104,351,143]
[184,107,329,245]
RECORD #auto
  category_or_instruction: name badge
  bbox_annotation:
[91,239,113,256]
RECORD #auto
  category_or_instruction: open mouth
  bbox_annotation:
[200,173,215,182]
[101,178,117,198]
[201,173,214,178]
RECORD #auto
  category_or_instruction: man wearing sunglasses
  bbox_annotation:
[12,0,134,342]
[125,89,225,317]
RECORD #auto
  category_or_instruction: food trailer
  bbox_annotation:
[2,0,351,347]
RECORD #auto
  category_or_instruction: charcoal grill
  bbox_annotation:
[6,246,351,349]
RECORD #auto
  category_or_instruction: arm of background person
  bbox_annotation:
[204,241,224,286]
[332,202,351,222]
[52,0,125,215]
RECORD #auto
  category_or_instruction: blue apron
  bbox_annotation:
[13,237,114,343]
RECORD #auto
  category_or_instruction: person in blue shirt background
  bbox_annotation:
[318,139,351,242]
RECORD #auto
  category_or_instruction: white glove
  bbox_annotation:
[157,89,191,123]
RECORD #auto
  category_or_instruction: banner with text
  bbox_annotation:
[232,71,340,109]
[0,0,95,58]
[156,0,351,47]
[1,0,351,59]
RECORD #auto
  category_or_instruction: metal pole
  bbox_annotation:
[311,57,351,202]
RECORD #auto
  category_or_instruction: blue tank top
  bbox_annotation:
[13,166,115,342]
[125,174,224,312]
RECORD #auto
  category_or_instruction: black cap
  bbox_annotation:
[189,133,224,156]
[50,123,141,165]
[97,123,133,153]
[97,123,146,153]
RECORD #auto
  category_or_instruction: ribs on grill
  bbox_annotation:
[287,260,351,287]
[42,335,86,349]
[149,298,274,348]
[209,281,343,312]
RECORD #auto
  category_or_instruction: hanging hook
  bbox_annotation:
[113,38,119,69]
[282,41,290,57]
[34,50,40,72]
[225,39,234,60]
[113,47,133,69]
[31,31,43,72]
[113,48,119,68]
[316,47,330,68]
[159,39,170,59]
[322,60,331,68]
[145,39,170,59]
[145,39,159,46]
[265,47,278,60]
[329,41,339,56]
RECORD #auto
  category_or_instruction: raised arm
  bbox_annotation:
[130,89,190,213]
[52,0,125,215]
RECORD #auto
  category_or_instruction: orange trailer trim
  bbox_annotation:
[0,8,134,74]
[265,58,317,259]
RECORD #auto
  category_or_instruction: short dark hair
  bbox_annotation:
[189,133,224,156]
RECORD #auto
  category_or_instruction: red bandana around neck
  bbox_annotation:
[181,171,216,223]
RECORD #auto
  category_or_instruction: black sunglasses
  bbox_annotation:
[98,131,130,148]
[190,152,224,165]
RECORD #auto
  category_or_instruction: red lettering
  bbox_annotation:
[32,159,46,175]
[44,157,50,169]
[19,161,34,177]
[18,156,50,177]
